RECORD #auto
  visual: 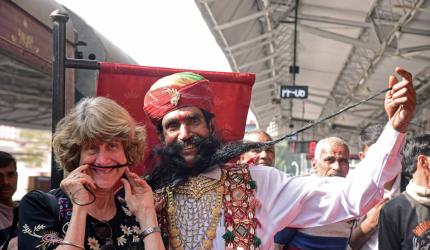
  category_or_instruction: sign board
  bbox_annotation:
[280,85,308,99]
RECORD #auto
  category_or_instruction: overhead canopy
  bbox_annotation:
[195,0,430,143]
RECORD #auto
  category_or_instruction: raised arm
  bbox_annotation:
[253,67,415,237]
[255,122,404,229]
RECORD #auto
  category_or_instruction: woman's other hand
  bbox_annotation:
[121,169,158,228]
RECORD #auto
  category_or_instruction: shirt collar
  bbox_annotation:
[200,166,222,180]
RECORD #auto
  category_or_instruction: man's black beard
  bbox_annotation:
[146,134,271,189]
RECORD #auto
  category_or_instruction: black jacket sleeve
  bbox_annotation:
[18,190,62,250]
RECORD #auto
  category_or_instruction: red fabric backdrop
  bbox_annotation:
[96,62,255,175]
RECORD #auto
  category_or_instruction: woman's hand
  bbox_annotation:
[60,164,96,207]
[121,169,158,228]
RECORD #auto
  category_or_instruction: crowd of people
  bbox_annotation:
[1,66,428,250]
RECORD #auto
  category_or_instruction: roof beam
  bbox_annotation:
[238,53,278,70]
[254,77,276,86]
[410,55,430,64]
[392,4,430,14]
[292,98,325,107]
[280,22,379,50]
[230,39,275,57]
[308,92,330,99]
[252,96,273,107]
[254,102,276,112]
[398,44,430,54]
[255,68,276,79]
[215,9,270,31]
[227,31,275,51]
[252,90,274,100]
[400,27,430,37]
[284,13,372,28]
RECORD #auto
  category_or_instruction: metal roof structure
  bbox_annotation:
[195,0,430,144]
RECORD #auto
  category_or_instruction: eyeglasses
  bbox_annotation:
[93,221,116,250]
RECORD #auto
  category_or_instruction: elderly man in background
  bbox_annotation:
[274,137,354,250]
[240,130,275,166]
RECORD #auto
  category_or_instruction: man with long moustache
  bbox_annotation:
[144,68,415,250]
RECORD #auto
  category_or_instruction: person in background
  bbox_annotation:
[378,134,430,249]
[240,130,275,166]
[0,151,18,250]
[144,67,415,249]
[240,131,296,249]
[18,97,165,250]
[349,123,400,250]
[274,137,354,250]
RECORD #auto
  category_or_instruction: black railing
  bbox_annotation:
[50,10,100,188]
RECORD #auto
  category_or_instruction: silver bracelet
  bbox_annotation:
[141,226,161,239]
[59,240,85,249]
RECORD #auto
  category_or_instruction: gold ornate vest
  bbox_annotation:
[155,163,261,250]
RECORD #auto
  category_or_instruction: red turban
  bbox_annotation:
[143,72,214,125]
[97,63,255,174]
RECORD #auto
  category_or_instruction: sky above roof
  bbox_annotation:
[56,0,232,72]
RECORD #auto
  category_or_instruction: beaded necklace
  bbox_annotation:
[162,164,261,250]
[166,173,226,249]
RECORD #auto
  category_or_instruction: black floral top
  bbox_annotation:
[18,188,144,250]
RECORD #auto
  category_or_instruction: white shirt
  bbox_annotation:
[173,123,404,249]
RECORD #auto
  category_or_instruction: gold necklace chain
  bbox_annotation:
[166,172,226,250]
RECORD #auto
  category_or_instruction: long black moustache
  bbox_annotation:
[146,136,215,188]
[147,87,392,189]
[146,135,270,189]
[209,141,268,166]
[89,163,128,169]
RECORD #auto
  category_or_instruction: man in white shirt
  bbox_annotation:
[144,67,415,249]
[274,137,355,250]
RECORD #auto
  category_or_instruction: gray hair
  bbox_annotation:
[52,97,146,172]
[243,130,273,142]
[314,137,349,160]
